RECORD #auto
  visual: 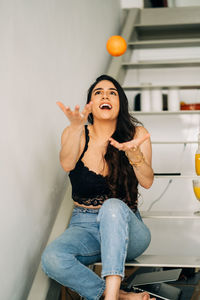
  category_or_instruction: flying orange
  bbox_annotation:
[106,35,127,57]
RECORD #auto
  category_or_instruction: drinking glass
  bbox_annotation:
[193,179,200,215]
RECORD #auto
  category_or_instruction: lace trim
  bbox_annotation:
[72,194,109,206]
[72,194,138,210]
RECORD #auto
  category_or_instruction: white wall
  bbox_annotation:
[0,1,121,299]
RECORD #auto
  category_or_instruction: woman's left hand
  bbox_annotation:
[109,132,150,167]
[109,133,150,153]
[109,129,153,188]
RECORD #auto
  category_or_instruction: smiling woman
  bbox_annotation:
[89,79,120,122]
[41,74,155,300]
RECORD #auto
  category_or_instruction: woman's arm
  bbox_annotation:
[130,126,154,189]
[57,101,92,172]
[109,126,154,189]
[59,124,84,172]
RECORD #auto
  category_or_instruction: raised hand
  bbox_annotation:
[56,101,93,127]
[109,131,151,167]
[109,133,150,153]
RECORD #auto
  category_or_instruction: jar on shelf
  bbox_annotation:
[168,87,180,111]
[141,88,151,112]
[151,88,163,111]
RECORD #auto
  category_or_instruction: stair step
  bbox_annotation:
[128,38,200,48]
[122,84,200,90]
[122,59,200,68]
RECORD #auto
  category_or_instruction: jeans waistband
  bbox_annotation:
[73,205,100,214]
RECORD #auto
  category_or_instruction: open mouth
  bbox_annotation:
[99,103,112,110]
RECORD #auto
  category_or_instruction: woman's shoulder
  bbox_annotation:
[134,125,149,138]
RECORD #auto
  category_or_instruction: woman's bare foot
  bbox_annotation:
[119,289,156,300]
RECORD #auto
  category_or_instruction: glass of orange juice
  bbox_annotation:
[193,179,200,215]
[195,153,200,175]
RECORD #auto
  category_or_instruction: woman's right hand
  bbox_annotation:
[56,101,93,127]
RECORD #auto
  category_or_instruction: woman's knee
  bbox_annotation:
[127,225,151,261]
[98,198,129,221]
[102,198,128,211]
[41,242,74,276]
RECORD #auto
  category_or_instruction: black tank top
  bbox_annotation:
[69,125,111,207]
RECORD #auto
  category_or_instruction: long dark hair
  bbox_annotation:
[87,74,141,210]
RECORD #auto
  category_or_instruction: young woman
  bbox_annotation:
[41,75,155,300]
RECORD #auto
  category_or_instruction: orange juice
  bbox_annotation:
[193,186,200,201]
[195,154,200,175]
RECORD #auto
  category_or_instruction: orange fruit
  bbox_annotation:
[106,35,127,57]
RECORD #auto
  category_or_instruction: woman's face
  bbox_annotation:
[90,80,120,121]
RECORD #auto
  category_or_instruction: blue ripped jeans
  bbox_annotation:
[41,198,151,300]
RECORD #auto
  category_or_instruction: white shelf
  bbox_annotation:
[141,211,200,219]
[122,60,200,68]
[93,254,200,268]
[94,253,200,268]
[130,110,200,115]
[133,22,200,30]
[128,38,200,48]
[152,141,197,144]
[123,85,200,90]
[124,254,200,268]
[154,175,199,179]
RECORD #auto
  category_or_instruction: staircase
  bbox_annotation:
[107,6,200,91]
[106,5,200,268]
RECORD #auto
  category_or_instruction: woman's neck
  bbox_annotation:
[90,119,116,141]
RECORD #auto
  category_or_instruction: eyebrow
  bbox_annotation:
[93,87,118,92]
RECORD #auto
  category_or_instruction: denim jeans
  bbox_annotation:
[41,198,151,300]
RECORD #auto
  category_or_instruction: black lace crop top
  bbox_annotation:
[69,125,111,207]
